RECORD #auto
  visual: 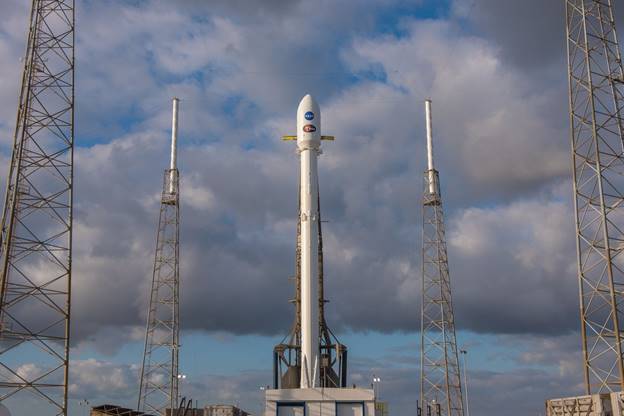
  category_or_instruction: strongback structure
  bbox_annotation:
[419,99,464,416]
[273,95,347,390]
[0,1,75,415]
[565,0,624,394]
[138,98,181,415]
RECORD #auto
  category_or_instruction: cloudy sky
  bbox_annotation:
[2,0,618,415]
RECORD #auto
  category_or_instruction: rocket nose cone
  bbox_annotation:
[297,94,320,117]
[298,94,317,110]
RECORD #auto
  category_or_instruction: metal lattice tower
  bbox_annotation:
[565,0,624,394]
[0,1,74,415]
[138,98,181,416]
[419,99,464,416]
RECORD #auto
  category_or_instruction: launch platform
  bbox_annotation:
[545,392,624,415]
[265,388,375,416]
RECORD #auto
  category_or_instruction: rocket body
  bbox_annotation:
[297,95,321,388]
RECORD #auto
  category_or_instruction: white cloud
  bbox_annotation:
[343,19,570,195]
[69,359,135,398]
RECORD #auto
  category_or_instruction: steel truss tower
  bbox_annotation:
[565,0,624,394]
[419,100,464,416]
[138,99,181,416]
[0,1,74,415]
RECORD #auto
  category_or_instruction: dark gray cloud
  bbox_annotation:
[448,185,579,335]
[171,0,302,19]
[452,0,624,70]
[452,0,566,70]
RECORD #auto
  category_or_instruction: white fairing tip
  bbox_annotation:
[297,95,321,150]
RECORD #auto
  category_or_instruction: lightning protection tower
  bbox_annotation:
[565,0,624,393]
[138,98,181,416]
[0,1,75,415]
[419,99,464,416]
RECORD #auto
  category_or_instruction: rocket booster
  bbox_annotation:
[297,94,321,388]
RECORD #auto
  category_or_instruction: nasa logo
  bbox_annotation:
[303,124,316,133]
[305,111,314,120]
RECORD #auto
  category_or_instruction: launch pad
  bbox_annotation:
[265,388,375,416]
[545,392,624,416]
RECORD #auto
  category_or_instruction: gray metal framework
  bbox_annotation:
[0,0,74,414]
[138,169,180,415]
[420,170,464,416]
[565,0,624,393]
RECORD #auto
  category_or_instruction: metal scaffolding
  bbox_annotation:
[138,99,181,415]
[565,0,624,394]
[419,100,464,416]
[0,0,74,414]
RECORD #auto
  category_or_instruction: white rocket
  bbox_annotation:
[282,95,334,388]
[297,94,321,389]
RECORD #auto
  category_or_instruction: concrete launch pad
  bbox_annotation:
[265,388,375,416]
